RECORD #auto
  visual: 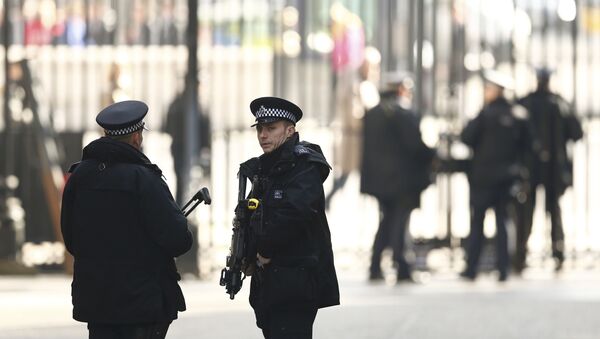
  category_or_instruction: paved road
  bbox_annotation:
[1,268,600,339]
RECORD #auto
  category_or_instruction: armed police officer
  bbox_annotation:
[460,71,532,282]
[515,68,583,272]
[240,97,339,339]
[61,101,193,339]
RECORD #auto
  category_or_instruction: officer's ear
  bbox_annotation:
[130,130,143,150]
[284,122,296,137]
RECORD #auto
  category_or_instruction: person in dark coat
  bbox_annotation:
[360,72,436,282]
[515,68,583,272]
[240,96,339,339]
[460,71,532,282]
[164,90,211,205]
[60,100,193,339]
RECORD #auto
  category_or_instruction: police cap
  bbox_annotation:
[483,69,514,90]
[381,71,414,91]
[96,100,148,136]
[250,96,303,127]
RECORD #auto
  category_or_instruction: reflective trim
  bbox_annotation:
[255,105,297,123]
[104,121,145,136]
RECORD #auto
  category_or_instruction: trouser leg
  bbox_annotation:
[370,199,394,275]
[465,205,486,277]
[88,322,170,339]
[494,202,509,278]
[514,189,535,272]
[129,322,171,339]
[325,173,349,208]
[260,307,318,339]
[548,198,565,261]
[389,202,413,279]
[88,323,119,339]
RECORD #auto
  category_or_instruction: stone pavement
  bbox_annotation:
[1,267,600,339]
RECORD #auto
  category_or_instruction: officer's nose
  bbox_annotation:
[258,129,268,139]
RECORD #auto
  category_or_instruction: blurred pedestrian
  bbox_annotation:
[515,68,583,272]
[155,0,179,45]
[126,0,150,45]
[85,1,115,45]
[61,101,193,339]
[326,3,365,209]
[164,89,211,205]
[64,0,86,46]
[360,72,436,283]
[241,97,339,339]
[460,71,532,282]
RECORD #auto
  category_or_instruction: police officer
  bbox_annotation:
[516,68,583,272]
[61,100,193,339]
[360,72,435,282]
[460,71,532,282]
[241,97,340,339]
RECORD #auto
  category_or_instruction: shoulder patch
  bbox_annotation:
[294,145,310,156]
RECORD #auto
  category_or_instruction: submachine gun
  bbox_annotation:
[220,170,261,300]
[181,187,212,216]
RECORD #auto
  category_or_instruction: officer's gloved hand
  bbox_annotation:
[243,261,256,276]
[257,253,271,266]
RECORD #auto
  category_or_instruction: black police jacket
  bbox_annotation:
[461,97,532,197]
[360,95,435,201]
[61,137,192,324]
[518,90,583,195]
[241,133,340,310]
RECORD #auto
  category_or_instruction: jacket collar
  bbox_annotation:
[240,133,299,178]
[258,132,298,176]
[81,137,162,175]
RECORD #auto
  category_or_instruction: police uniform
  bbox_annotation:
[360,73,435,282]
[515,68,583,272]
[460,74,532,281]
[61,100,192,339]
[242,97,340,339]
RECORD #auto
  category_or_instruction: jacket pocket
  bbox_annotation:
[267,262,317,307]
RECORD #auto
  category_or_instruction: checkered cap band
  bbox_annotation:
[255,105,297,123]
[104,121,145,136]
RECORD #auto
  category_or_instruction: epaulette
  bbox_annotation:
[68,162,81,173]
[144,163,163,177]
[294,143,332,169]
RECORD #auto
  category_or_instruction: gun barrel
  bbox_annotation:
[237,173,247,202]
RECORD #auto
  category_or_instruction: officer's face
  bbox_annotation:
[256,120,295,153]
[132,129,143,150]
[484,83,502,104]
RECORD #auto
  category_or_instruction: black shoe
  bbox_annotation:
[396,273,414,284]
[498,272,508,282]
[555,257,564,272]
[553,251,565,272]
[512,260,525,275]
[369,271,384,282]
[460,270,476,281]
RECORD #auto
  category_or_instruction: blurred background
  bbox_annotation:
[0,0,599,337]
